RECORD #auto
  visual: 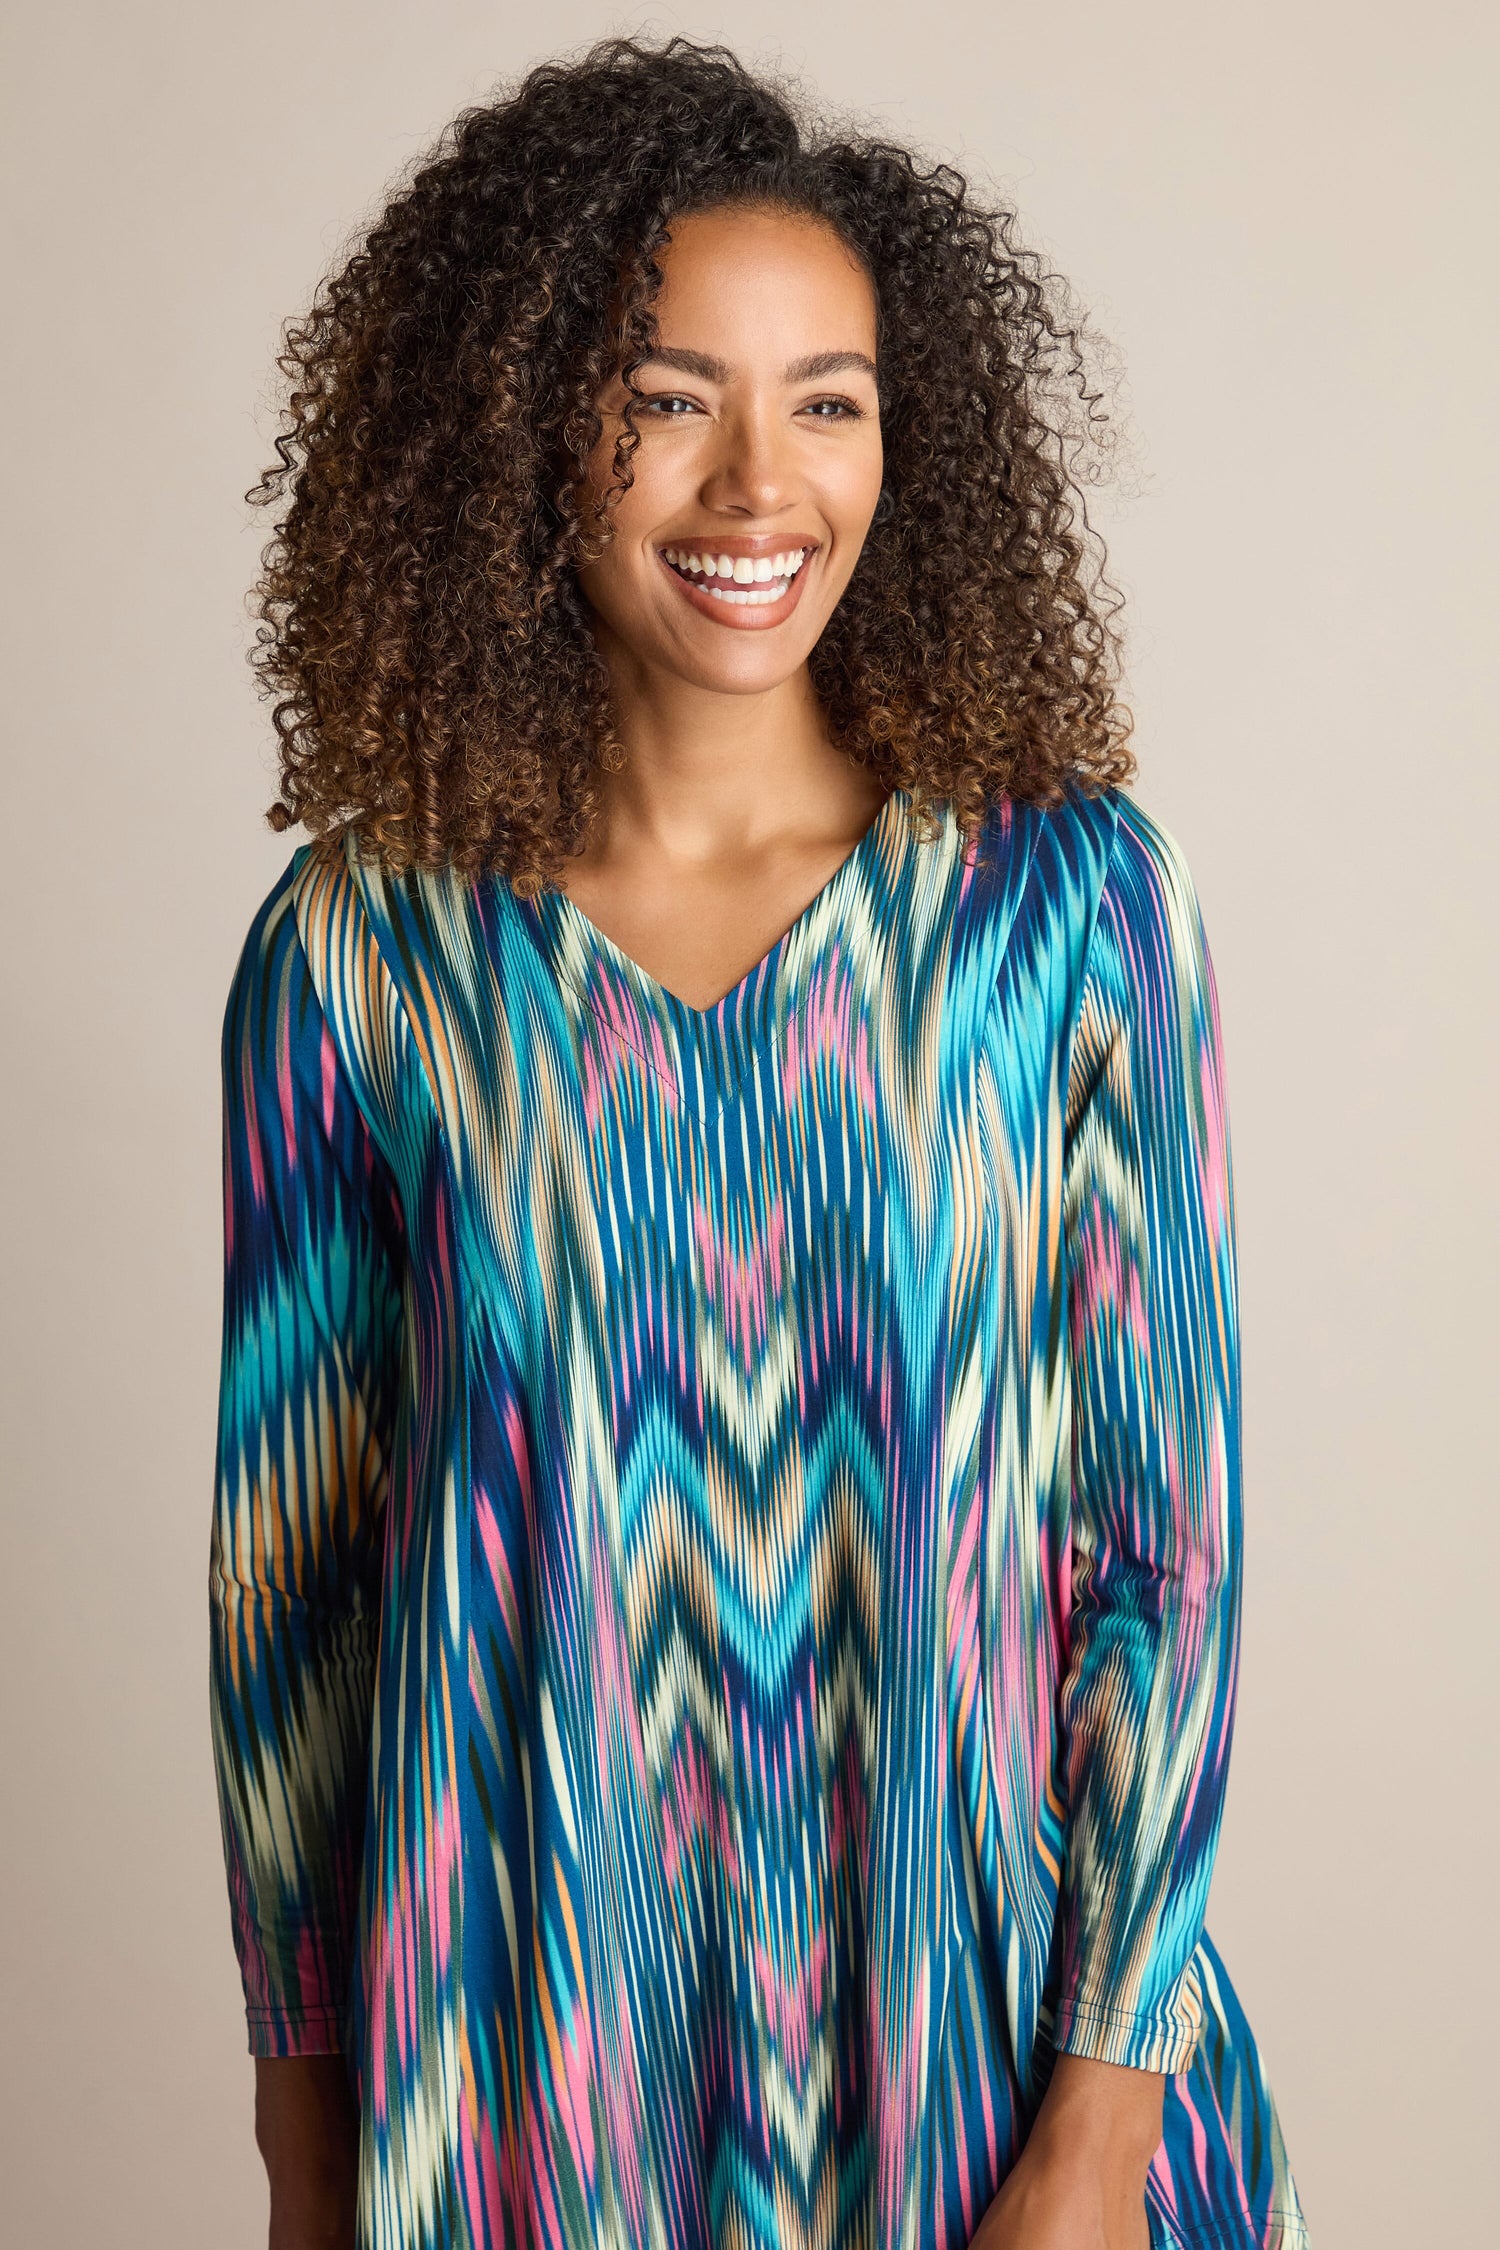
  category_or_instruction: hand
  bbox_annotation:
[254,2055,360,2250]
[969,2053,1163,2250]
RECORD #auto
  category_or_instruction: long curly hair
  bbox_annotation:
[247,35,1135,892]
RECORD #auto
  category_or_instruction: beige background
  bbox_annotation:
[3,3,1495,2244]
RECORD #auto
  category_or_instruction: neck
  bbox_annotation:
[587,647,866,857]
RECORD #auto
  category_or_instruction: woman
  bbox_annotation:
[210,36,1310,2250]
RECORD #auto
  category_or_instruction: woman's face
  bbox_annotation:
[577,205,884,697]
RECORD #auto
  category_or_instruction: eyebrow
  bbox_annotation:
[636,346,879,384]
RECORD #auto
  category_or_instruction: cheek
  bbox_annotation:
[820,455,884,573]
[581,416,654,524]
[575,465,649,601]
[828,431,884,521]
[584,450,675,577]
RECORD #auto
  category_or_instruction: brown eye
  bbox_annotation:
[642,393,702,417]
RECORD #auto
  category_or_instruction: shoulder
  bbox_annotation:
[222,840,361,1072]
[1049,791,1222,1039]
[227,838,352,957]
[964,788,1219,1034]
[223,847,313,1028]
[1090,797,1218,1005]
[223,849,348,1092]
[964,782,1128,938]
[1101,792,1204,919]
[226,832,403,1004]
[998,785,1208,940]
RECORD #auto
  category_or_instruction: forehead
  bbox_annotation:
[651,206,876,357]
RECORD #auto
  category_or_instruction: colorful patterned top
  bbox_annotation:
[210,783,1310,2250]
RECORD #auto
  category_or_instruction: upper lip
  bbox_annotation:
[657,535,820,559]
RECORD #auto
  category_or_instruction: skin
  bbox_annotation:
[255,2054,358,2248]
[564,204,891,1009]
[252,204,1164,2248]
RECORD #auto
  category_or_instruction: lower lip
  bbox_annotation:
[657,551,816,631]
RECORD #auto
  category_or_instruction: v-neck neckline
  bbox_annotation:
[555,785,902,1019]
[515,786,908,1126]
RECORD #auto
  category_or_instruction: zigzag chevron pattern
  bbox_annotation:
[210,786,1309,2249]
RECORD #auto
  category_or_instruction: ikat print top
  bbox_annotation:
[210,784,1311,2250]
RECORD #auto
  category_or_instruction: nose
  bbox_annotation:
[697,400,802,520]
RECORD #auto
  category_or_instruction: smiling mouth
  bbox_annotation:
[658,543,815,608]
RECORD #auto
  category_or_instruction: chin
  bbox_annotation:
[670,644,814,695]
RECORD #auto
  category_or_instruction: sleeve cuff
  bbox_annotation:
[1048,1996,1204,2076]
[246,2005,345,2059]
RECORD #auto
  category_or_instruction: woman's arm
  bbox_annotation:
[976,2051,1161,2250]
[210,859,405,2236]
[977,800,1243,2247]
[255,2057,361,2249]
[1050,796,1243,2076]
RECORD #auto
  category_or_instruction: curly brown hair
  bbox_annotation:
[247,34,1135,893]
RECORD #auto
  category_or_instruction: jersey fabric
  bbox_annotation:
[209,784,1310,2250]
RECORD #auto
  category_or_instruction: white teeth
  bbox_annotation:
[660,545,812,598]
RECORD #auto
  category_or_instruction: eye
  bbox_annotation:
[799,395,866,422]
[638,392,703,418]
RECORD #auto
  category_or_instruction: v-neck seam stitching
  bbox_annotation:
[484,885,697,1117]
[555,958,807,1131]
[565,972,700,1117]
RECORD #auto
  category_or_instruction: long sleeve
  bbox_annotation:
[1051,800,1243,2075]
[209,857,406,2058]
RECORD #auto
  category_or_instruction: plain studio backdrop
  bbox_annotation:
[2,3,1494,2244]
